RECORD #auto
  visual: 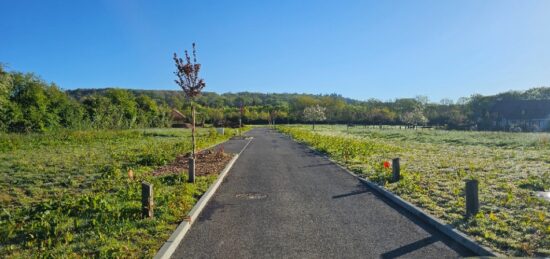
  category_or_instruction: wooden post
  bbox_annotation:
[465,179,479,217]
[188,157,195,183]
[239,117,242,136]
[142,181,153,218]
[392,158,400,182]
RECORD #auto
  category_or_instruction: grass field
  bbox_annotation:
[0,127,243,258]
[278,125,550,256]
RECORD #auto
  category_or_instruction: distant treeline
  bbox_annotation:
[69,87,550,132]
[1,65,549,132]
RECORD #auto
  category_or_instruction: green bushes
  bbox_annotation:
[0,66,171,133]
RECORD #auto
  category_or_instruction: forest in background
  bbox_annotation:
[1,65,549,133]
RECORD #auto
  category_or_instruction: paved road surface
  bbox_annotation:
[172,128,475,258]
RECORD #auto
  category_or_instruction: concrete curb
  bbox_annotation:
[154,138,253,259]
[282,132,499,257]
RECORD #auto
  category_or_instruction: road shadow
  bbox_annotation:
[339,179,475,257]
[331,178,475,257]
[332,184,371,199]
[381,236,439,259]
[198,200,237,222]
[332,190,370,199]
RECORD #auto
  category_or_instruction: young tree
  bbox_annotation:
[303,104,326,130]
[174,43,206,182]
[174,43,206,156]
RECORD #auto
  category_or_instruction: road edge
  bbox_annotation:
[153,138,253,259]
[282,132,499,257]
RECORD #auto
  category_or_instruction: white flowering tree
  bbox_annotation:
[400,107,428,127]
[303,104,326,130]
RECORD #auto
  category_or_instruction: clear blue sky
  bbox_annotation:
[1,0,549,101]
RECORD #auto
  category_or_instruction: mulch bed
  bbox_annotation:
[152,146,234,177]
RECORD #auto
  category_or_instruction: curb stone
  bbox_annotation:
[154,138,253,259]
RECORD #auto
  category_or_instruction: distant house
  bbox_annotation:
[490,100,550,132]
[171,109,190,128]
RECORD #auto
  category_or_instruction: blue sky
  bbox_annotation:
[1,0,549,101]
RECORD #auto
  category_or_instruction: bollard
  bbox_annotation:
[188,158,195,183]
[141,181,154,218]
[465,179,479,217]
[392,157,400,182]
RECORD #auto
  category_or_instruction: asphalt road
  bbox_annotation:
[172,128,475,258]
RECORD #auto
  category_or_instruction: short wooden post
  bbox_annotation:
[392,157,400,182]
[141,181,153,218]
[188,158,195,183]
[239,118,242,136]
[465,179,479,217]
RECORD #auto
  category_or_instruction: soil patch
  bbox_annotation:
[152,146,234,177]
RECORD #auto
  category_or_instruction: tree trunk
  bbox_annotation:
[312,122,315,131]
[191,103,196,158]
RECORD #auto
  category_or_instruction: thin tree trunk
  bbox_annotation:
[192,103,196,158]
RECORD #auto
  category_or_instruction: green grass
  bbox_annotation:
[278,125,550,257]
[0,127,245,258]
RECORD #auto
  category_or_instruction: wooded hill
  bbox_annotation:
[1,65,549,132]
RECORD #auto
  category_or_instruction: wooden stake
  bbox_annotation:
[142,181,153,218]
[392,158,400,182]
[465,179,479,217]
